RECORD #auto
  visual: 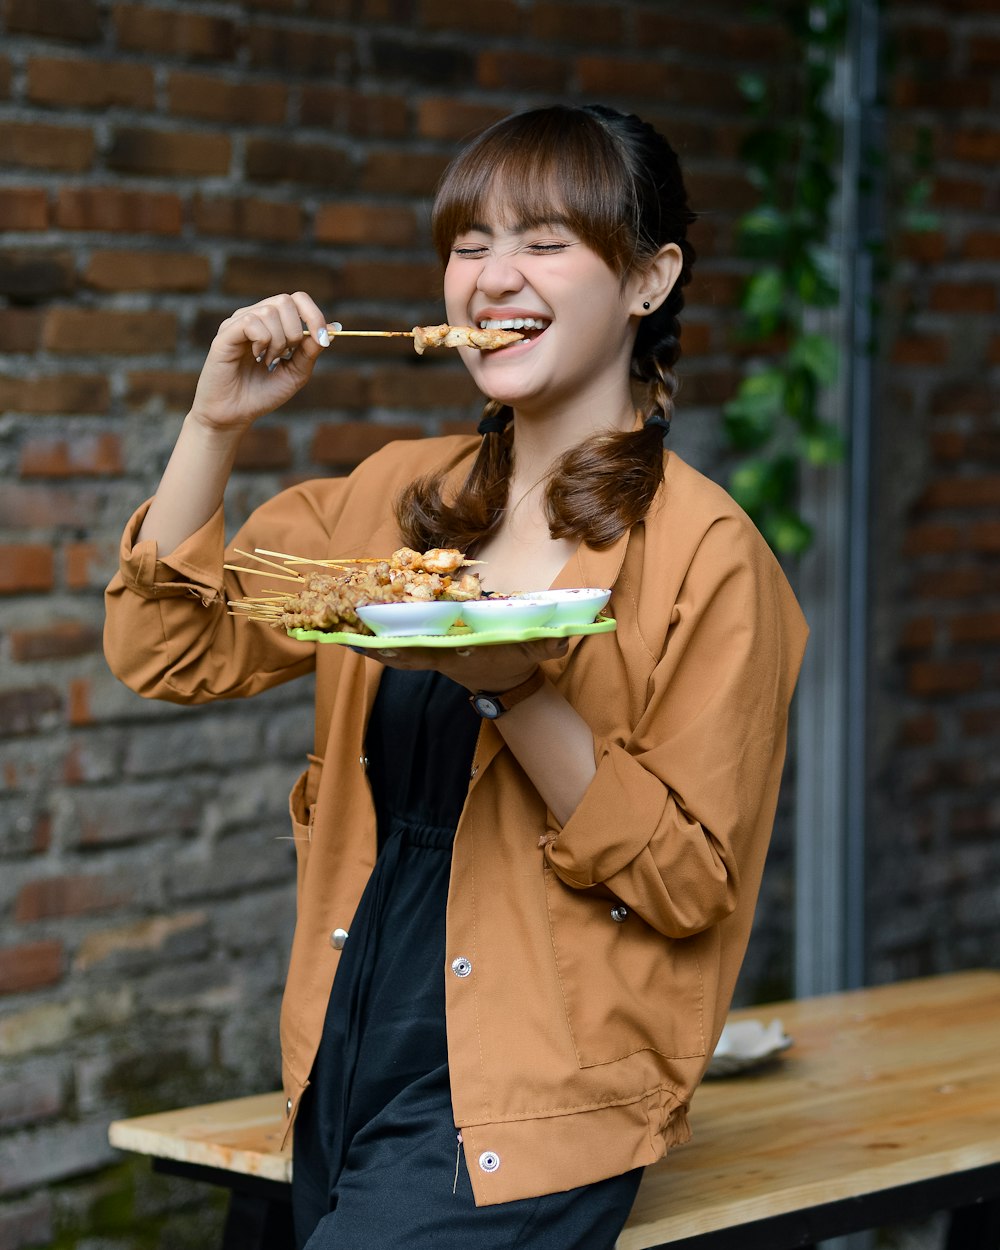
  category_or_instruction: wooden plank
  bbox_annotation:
[618,970,1000,1248]
[106,971,1000,1247]
[108,1091,291,1184]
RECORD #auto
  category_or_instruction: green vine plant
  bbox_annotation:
[723,1,849,555]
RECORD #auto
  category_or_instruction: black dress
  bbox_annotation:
[292,668,642,1250]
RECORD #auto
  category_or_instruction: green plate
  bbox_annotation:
[288,618,616,648]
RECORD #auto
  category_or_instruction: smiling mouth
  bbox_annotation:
[478,316,549,346]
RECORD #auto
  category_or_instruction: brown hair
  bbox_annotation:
[396,104,696,552]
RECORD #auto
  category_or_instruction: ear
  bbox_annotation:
[628,243,684,316]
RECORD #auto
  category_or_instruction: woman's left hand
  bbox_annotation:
[360,636,569,692]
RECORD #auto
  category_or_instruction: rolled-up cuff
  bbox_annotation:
[118,499,226,602]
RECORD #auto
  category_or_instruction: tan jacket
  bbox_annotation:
[104,437,807,1206]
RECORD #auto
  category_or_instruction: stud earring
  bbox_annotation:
[642,301,650,310]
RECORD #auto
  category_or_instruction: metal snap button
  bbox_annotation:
[478,1150,500,1173]
[359,754,369,770]
[610,905,628,922]
[330,928,349,950]
[285,1098,293,1116]
[451,956,472,978]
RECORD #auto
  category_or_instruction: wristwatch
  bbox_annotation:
[469,667,545,719]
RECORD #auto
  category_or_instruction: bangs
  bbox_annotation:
[431,109,643,277]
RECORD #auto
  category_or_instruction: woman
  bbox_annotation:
[105,105,807,1248]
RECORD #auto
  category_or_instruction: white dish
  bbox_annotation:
[513,588,611,627]
[705,1018,793,1077]
[356,601,464,637]
[459,598,557,633]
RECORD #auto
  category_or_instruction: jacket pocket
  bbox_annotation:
[288,754,323,891]
[544,867,707,1067]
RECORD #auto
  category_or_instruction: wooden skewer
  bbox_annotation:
[302,327,413,339]
[223,563,304,583]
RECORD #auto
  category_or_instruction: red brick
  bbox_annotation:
[233,426,292,471]
[0,249,75,301]
[19,433,124,478]
[962,707,1000,737]
[0,55,9,98]
[283,368,368,412]
[899,713,939,747]
[419,0,521,34]
[951,128,1000,163]
[371,36,470,85]
[42,309,177,355]
[245,25,356,75]
[0,374,109,414]
[65,541,110,589]
[26,56,155,109]
[246,138,354,188]
[67,677,92,726]
[962,230,1000,260]
[907,659,983,697]
[14,874,130,923]
[0,483,105,528]
[928,282,997,314]
[222,257,340,302]
[368,366,479,409]
[903,522,960,556]
[361,150,450,196]
[107,127,231,177]
[893,22,951,62]
[314,201,419,247]
[55,187,183,235]
[0,546,55,594]
[6,0,101,40]
[930,430,966,462]
[0,941,63,995]
[167,71,287,124]
[0,310,44,352]
[311,420,423,467]
[970,521,1000,551]
[9,621,103,662]
[893,77,991,109]
[415,98,507,142]
[0,1074,63,1129]
[920,475,1000,510]
[0,687,61,737]
[126,370,201,412]
[898,230,947,263]
[0,122,95,172]
[192,195,303,243]
[113,5,239,59]
[0,190,50,231]
[85,250,211,293]
[299,86,409,137]
[531,1,624,43]
[890,334,950,366]
[685,170,757,214]
[929,381,993,418]
[899,616,936,651]
[477,49,568,91]
[338,260,440,302]
[991,335,1000,366]
[950,612,1000,645]
[967,35,1000,68]
[931,177,987,211]
[913,568,987,598]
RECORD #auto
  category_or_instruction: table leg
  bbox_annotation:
[944,1197,1000,1250]
[221,1189,296,1250]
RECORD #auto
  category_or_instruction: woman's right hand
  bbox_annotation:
[188,291,335,434]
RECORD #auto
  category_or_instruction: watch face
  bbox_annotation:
[471,693,503,719]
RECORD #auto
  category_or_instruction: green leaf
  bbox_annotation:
[738,72,768,104]
[737,207,791,259]
[763,510,814,555]
[741,267,786,318]
[799,423,846,466]
[722,369,785,449]
[788,333,839,385]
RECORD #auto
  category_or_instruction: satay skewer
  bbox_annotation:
[301,323,524,354]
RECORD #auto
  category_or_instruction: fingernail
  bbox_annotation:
[267,359,281,373]
[348,646,367,655]
[377,649,398,658]
[331,321,343,333]
[255,354,264,363]
[281,348,295,360]
[316,327,331,348]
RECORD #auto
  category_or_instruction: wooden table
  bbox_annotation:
[108,971,1000,1249]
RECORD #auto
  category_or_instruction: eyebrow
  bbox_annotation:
[462,215,573,235]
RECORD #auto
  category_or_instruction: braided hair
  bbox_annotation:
[396,104,697,552]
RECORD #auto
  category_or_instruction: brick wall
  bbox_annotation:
[869,1,1000,986]
[0,2,794,1243]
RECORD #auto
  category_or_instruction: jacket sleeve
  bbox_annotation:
[103,480,349,704]
[543,513,808,939]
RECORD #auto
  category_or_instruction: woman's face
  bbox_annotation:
[443,204,644,424]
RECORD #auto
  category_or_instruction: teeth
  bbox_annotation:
[478,317,549,331]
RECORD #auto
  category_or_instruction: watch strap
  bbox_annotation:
[470,666,545,717]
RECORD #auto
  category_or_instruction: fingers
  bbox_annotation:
[219,292,337,370]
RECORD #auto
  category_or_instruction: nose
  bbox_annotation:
[476,250,525,300]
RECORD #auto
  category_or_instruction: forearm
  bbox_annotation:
[495,679,597,826]
[137,414,243,557]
